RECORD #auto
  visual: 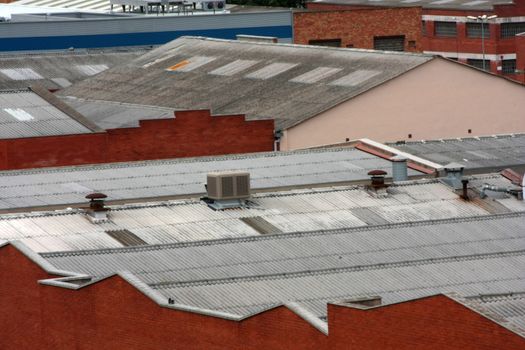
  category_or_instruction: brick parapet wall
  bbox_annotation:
[0,110,275,170]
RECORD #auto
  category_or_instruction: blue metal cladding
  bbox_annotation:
[0,25,292,51]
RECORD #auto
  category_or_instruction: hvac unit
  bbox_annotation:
[200,0,225,11]
[207,172,250,200]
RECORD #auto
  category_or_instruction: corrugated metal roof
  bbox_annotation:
[59,96,174,129]
[58,36,434,130]
[387,134,525,171]
[0,49,148,90]
[306,0,511,10]
[465,292,525,333]
[40,212,525,319]
[0,89,93,138]
[1,178,523,252]
[0,147,421,210]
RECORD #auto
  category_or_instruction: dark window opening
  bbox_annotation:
[422,20,426,36]
[468,129,472,134]
[408,134,412,139]
[435,21,457,37]
[466,22,490,38]
[467,58,490,71]
[308,39,342,47]
[373,35,405,51]
[502,59,516,74]
[501,22,525,38]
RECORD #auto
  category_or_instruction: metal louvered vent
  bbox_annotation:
[207,172,251,200]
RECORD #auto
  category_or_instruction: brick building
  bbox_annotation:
[0,210,524,349]
[57,36,525,150]
[299,0,525,83]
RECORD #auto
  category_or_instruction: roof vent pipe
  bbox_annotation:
[85,192,109,222]
[390,155,408,182]
[442,162,465,189]
[461,179,469,200]
[368,170,387,190]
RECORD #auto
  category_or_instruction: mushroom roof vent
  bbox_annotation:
[368,170,387,176]
[85,192,108,200]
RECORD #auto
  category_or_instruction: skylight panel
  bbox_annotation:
[209,60,259,76]
[3,108,34,121]
[0,68,43,80]
[166,56,217,72]
[289,67,342,84]
[76,64,109,76]
[329,70,381,87]
[245,62,298,80]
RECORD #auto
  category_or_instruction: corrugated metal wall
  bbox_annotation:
[0,11,293,51]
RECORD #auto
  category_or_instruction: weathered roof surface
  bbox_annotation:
[465,292,525,333]
[387,134,525,172]
[307,0,513,11]
[59,36,434,130]
[0,147,421,211]
[0,89,94,138]
[1,177,523,252]
[40,212,525,318]
[60,96,174,129]
[0,49,149,90]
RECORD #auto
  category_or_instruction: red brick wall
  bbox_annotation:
[0,110,274,171]
[328,295,525,350]
[294,7,423,52]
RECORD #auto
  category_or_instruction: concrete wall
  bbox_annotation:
[0,244,524,349]
[293,7,423,52]
[0,110,275,170]
[280,58,525,150]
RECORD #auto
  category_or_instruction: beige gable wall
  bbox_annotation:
[280,59,525,150]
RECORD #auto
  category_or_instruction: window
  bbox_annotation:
[308,39,341,47]
[422,20,426,36]
[467,58,490,71]
[373,36,405,51]
[501,59,516,74]
[435,21,457,37]
[500,22,525,38]
[466,22,489,38]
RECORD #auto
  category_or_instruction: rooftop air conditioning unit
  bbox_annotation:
[207,171,250,201]
[200,0,224,11]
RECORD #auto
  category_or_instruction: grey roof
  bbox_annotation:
[306,0,513,11]
[465,292,525,333]
[387,134,525,172]
[59,96,174,129]
[0,48,149,90]
[40,212,525,319]
[59,36,434,130]
[0,89,94,138]
[1,176,524,252]
[0,147,421,211]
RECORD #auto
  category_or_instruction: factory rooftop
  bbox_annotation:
[29,211,525,328]
[306,0,513,11]
[0,48,148,90]
[353,134,525,175]
[59,36,434,131]
[0,174,523,252]
[0,147,421,211]
[0,87,100,139]
[386,134,525,173]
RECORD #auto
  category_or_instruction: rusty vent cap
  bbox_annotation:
[368,170,387,176]
[85,192,108,200]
